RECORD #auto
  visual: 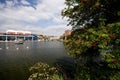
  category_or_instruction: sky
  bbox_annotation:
[0,0,71,36]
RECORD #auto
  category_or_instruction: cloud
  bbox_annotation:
[5,1,14,8]
[0,3,5,9]
[0,0,65,22]
[0,22,71,36]
[21,0,30,5]
[0,0,71,36]
[44,25,71,36]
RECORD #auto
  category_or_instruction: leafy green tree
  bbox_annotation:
[62,0,120,80]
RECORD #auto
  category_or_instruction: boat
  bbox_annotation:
[15,41,24,44]
[15,39,24,44]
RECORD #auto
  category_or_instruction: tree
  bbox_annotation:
[62,0,120,80]
[62,0,120,28]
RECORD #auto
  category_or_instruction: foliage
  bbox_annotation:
[64,23,120,80]
[62,0,120,80]
[52,74,63,80]
[62,0,120,29]
[28,62,63,80]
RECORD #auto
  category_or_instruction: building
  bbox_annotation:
[6,30,31,35]
[61,30,72,40]
[0,30,38,41]
[49,36,60,41]
[64,30,72,36]
[0,32,4,35]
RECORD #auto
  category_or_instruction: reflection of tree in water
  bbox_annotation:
[55,57,75,80]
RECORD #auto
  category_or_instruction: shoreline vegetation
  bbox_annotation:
[28,57,75,80]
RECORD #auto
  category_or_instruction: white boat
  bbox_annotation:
[15,39,24,44]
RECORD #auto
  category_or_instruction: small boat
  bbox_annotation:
[15,39,24,44]
[15,41,24,44]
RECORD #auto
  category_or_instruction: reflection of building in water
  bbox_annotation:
[0,30,38,41]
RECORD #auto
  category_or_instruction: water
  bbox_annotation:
[0,41,68,80]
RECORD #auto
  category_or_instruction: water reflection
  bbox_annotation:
[0,41,68,80]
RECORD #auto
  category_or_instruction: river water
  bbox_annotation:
[0,41,68,80]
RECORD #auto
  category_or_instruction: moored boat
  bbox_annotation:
[15,39,24,44]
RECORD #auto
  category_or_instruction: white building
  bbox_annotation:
[6,30,31,35]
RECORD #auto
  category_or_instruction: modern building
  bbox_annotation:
[0,30,38,41]
[6,30,31,35]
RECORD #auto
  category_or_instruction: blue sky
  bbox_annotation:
[0,0,71,36]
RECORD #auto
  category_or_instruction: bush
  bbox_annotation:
[28,62,63,80]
